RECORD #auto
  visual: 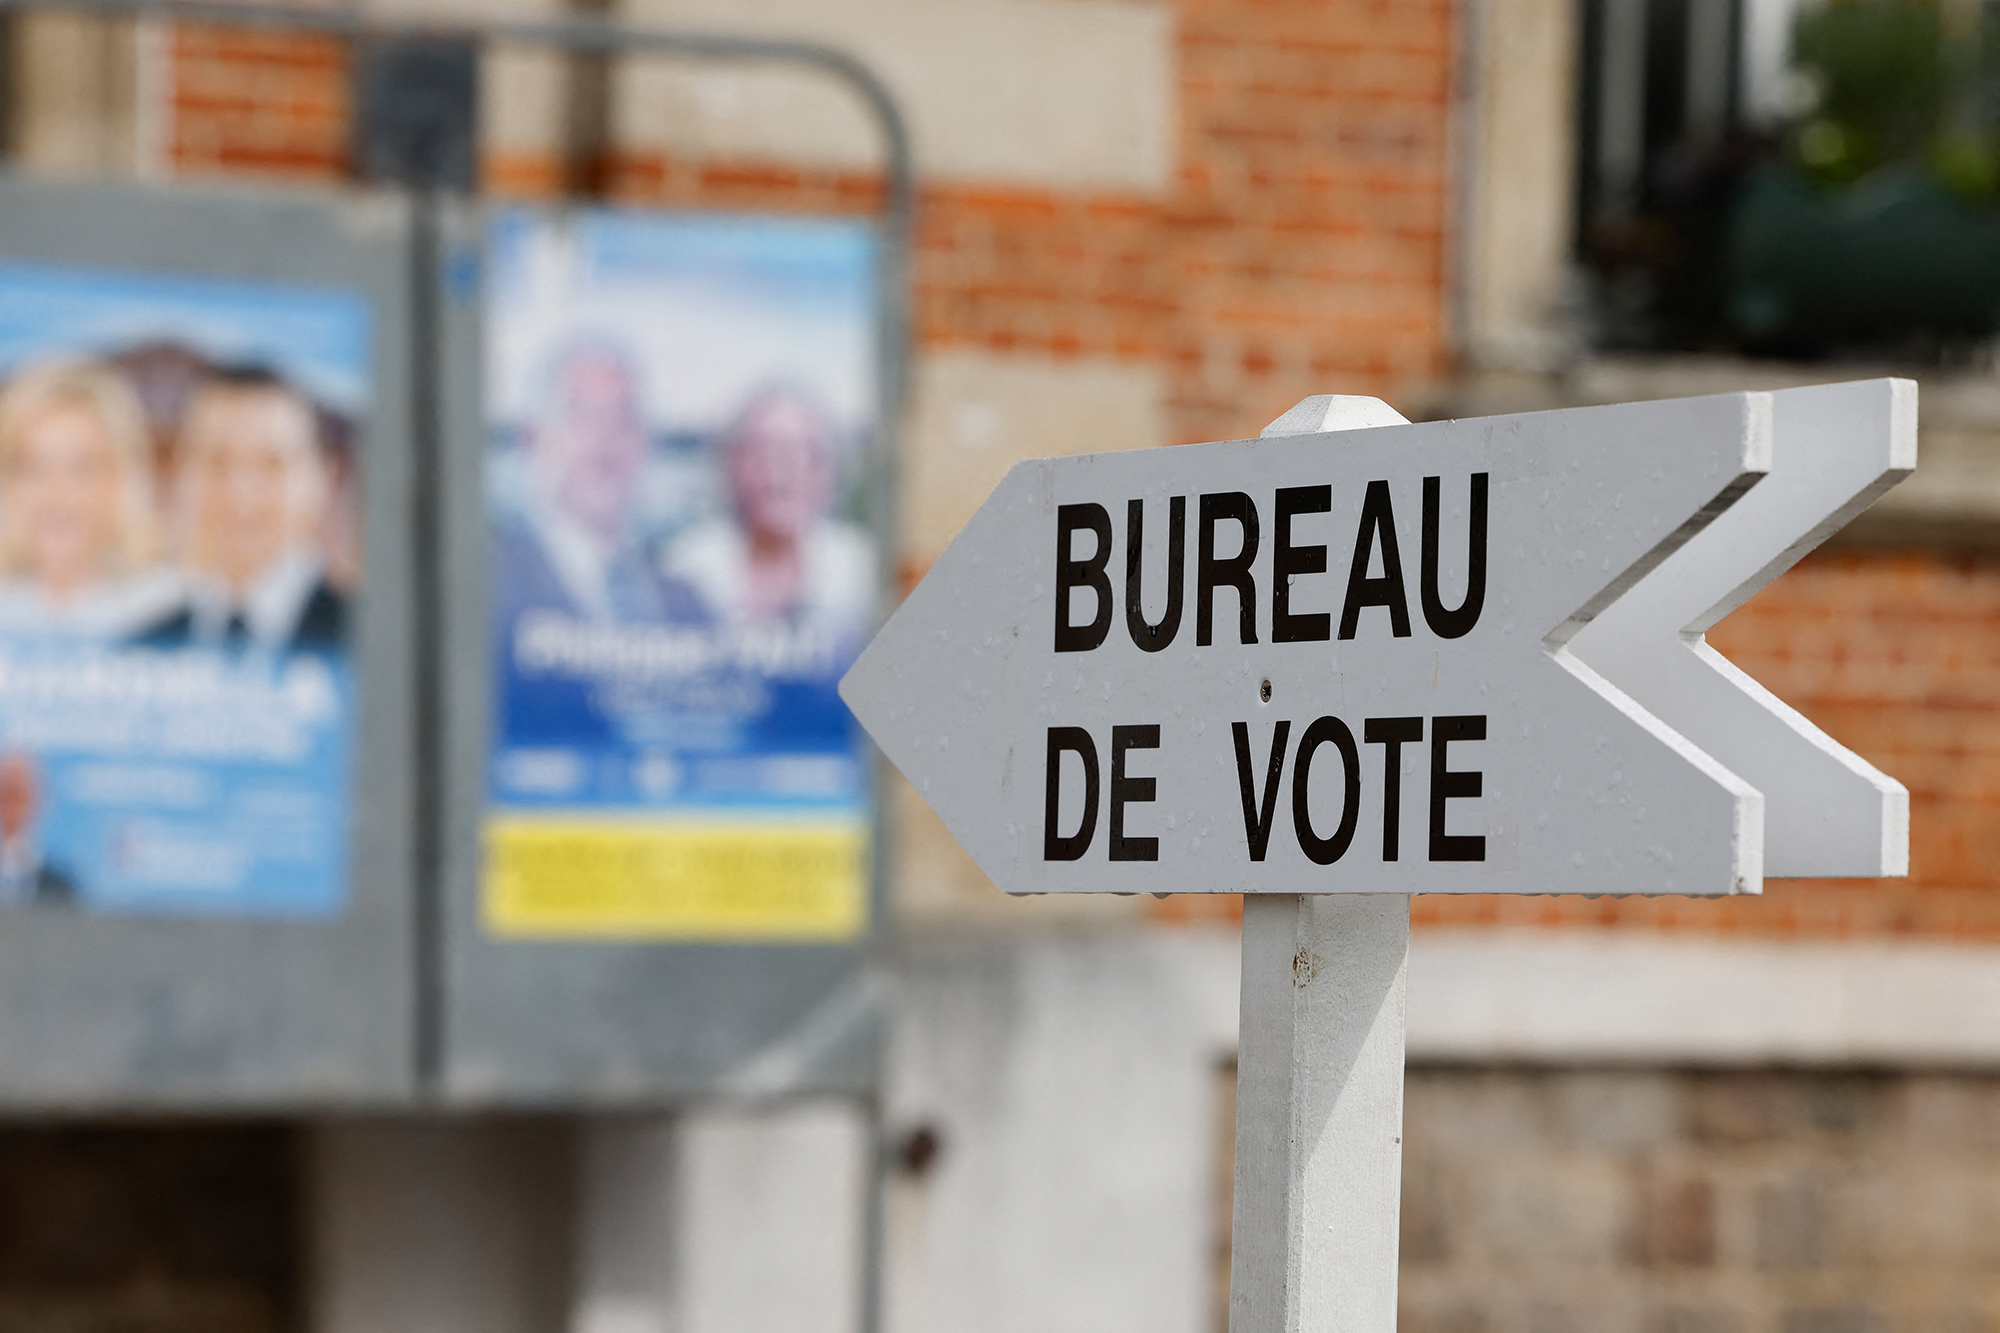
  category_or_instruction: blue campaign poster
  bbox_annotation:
[482,208,880,939]
[0,260,369,917]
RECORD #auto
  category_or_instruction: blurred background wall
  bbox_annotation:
[0,0,1996,1330]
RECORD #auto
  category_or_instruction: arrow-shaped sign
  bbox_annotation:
[842,383,1909,897]
[1568,379,1913,878]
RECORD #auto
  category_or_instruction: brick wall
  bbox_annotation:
[595,0,1455,441]
[1151,543,2000,941]
[169,0,1455,438]
[1395,546,2000,940]
[169,25,348,180]
[1170,0,1452,440]
[157,3,1999,947]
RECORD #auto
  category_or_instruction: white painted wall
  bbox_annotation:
[572,1117,677,1333]
[901,351,1169,567]
[1460,0,1579,370]
[882,930,1238,1333]
[310,1118,574,1333]
[676,1102,870,1333]
[12,11,143,177]
[1409,932,2000,1066]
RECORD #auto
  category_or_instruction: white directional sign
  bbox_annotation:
[842,382,1913,898]
[1568,380,1912,878]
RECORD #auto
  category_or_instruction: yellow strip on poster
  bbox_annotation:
[483,814,869,942]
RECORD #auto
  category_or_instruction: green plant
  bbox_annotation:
[1787,0,2000,198]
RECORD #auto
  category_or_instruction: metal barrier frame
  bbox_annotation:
[0,6,912,1322]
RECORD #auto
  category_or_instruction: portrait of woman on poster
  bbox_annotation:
[0,358,179,640]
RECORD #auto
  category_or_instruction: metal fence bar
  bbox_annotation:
[0,10,911,1326]
[0,0,914,400]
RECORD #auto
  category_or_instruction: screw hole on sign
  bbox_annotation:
[1260,679,1273,703]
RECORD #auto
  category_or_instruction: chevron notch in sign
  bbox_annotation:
[840,382,1913,897]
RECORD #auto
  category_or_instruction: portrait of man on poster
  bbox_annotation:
[136,365,349,654]
[491,340,706,632]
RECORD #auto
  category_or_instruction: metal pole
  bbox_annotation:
[408,186,448,1092]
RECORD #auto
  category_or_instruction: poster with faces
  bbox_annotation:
[481,207,879,942]
[0,260,367,916]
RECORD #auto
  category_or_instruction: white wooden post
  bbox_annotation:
[1231,398,1414,1333]
[1230,893,1409,1333]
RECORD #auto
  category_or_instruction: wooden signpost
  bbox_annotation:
[841,385,1912,1331]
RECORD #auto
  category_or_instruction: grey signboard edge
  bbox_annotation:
[434,198,884,1109]
[0,172,419,1110]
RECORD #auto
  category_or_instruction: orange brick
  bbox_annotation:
[1336,550,2000,942]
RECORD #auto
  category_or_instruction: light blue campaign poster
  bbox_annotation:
[482,207,880,939]
[0,259,368,917]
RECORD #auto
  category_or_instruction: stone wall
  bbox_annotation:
[1397,1067,2000,1333]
